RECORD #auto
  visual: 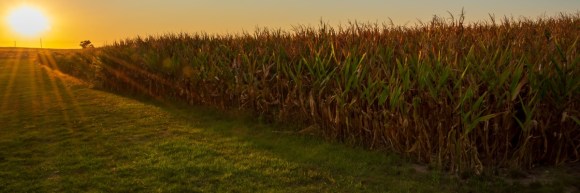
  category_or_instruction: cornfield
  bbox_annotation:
[44,13,580,173]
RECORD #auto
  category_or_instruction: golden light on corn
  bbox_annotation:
[45,13,580,173]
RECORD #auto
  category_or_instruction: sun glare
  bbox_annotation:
[7,5,50,37]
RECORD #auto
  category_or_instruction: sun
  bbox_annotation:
[7,5,50,37]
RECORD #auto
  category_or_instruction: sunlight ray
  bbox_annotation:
[36,51,74,130]
[32,51,63,125]
[99,54,177,106]
[0,50,23,112]
[40,51,88,120]
[35,57,53,125]
[27,51,41,118]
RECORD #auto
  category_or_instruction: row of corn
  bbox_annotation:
[45,13,579,173]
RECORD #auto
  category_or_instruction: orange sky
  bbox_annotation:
[1,0,579,49]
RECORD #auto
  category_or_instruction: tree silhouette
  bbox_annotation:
[80,40,94,49]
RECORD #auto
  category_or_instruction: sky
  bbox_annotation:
[0,0,578,48]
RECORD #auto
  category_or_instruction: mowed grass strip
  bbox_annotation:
[0,50,576,193]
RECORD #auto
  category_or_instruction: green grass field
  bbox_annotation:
[0,49,578,192]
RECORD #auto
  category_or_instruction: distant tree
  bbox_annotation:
[80,40,94,49]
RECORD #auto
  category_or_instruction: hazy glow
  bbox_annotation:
[7,5,50,37]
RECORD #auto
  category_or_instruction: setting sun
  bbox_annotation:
[6,5,50,37]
